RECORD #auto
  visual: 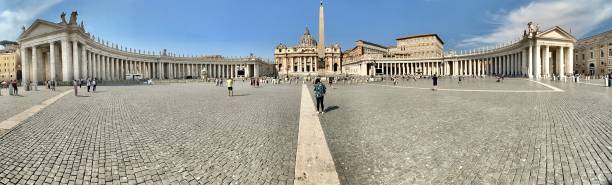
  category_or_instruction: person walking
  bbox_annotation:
[73,80,79,96]
[86,79,91,92]
[92,79,97,92]
[432,74,438,91]
[313,78,327,114]
[51,80,56,91]
[12,80,18,95]
[79,79,83,88]
[226,78,234,96]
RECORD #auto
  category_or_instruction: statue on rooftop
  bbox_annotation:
[60,12,67,24]
[69,11,78,25]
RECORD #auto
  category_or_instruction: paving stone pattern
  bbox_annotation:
[376,77,551,91]
[0,87,69,137]
[318,78,612,185]
[0,83,301,185]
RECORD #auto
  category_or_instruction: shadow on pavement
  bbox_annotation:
[325,106,339,113]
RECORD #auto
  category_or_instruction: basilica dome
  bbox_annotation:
[297,27,317,48]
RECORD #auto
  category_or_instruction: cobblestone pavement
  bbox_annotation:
[0,82,301,185]
[0,86,70,137]
[374,77,552,91]
[317,78,612,185]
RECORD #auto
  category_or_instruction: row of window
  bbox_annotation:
[578,48,612,60]
[0,69,15,72]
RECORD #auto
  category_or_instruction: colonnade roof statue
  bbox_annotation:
[17,11,273,84]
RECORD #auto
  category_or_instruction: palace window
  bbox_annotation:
[602,50,605,57]
[609,48,612,56]
[582,54,585,60]
[591,51,594,59]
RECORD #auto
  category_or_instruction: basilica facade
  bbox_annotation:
[274,28,341,77]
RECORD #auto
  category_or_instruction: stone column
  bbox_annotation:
[475,59,479,76]
[61,39,72,81]
[168,63,171,79]
[49,42,57,81]
[81,46,87,78]
[528,44,533,78]
[521,53,524,76]
[501,56,505,75]
[543,45,550,78]
[535,44,541,79]
[254,64,259,77]
[501,55,505,75]
[558,47,565,78]
[103,56,108,80]
[85,51,90,78]
[110,58,115,81]
[21,47,30,85]
[31,46,39,85]
[567,46,573,75]
[498,56,502,75]
[72,41,80,80]
[92,53,97,79]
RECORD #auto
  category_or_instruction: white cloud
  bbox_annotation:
[0,0,62,41]
[460,0,612,48]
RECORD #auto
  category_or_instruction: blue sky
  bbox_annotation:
[1,0,611,59]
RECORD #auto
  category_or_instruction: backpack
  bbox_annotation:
[314,84,326,97]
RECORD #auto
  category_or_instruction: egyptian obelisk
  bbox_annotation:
[317,0,325,59]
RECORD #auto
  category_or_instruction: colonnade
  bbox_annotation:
[371,61,444,76]
[363,43,573,79]
[20,38,261,85]
[449,52,525,77]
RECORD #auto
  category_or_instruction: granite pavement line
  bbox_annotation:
[294,84,341,185]
[529,79,565,92]
[0,89,72,130]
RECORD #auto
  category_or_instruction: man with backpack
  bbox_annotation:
[313,78,327,114]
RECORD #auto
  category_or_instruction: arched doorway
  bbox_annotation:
[589,63,595,75]
[333,63,338,72]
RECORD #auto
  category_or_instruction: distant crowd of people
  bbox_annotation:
[0,80,20,96]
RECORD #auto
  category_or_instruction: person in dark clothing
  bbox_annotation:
[86,79,91,92]
[432,74,438,91]
[313,78,327,114]
[11,80,18,95]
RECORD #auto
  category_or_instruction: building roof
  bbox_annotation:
[396,34,444,45]
[356,40,388,49]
